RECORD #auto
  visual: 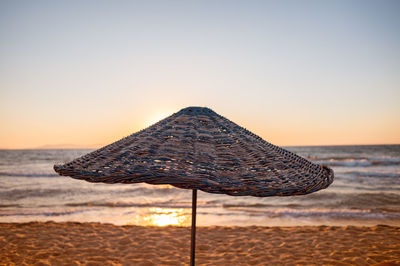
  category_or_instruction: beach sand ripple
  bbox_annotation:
[0,222,399,265]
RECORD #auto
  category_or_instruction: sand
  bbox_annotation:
[0,222,399,266]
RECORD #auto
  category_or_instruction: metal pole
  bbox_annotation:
[190,189,197,266]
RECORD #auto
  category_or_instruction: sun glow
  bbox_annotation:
[142,208,189,226]
[143,111,173,128]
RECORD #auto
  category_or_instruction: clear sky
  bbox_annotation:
[0,0,399,149]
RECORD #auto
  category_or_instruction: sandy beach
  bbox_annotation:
[0,222,399,265]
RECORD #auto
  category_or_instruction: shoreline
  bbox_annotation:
[1,222,399,265]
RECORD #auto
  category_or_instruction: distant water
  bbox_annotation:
[1,145,399,226]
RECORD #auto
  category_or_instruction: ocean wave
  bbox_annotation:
[0,186,183,201]
[0,204,21,208]
[232,207,400,219]
[222,192,400,209]
[64,201,193,209]
[313,157,400,167]
[0,188,81,200]
[223,203,302,208]
[0,172,59,178]
[0,209,88,217]
[303,191,400,204]
[342,171,400,178]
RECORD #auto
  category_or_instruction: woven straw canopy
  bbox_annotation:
[54,106,334,197]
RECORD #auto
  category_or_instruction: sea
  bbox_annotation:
[1,145,399,227]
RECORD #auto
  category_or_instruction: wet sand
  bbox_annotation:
[0,222,399,265]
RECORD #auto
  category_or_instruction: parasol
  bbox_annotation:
[54,106,334,265]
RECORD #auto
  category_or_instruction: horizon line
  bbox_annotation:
[1,143,399,150]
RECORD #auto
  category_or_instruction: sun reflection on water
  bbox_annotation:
[156,184,174,189]
[142,208,189,226]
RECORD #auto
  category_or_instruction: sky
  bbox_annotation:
[0,0,399,149]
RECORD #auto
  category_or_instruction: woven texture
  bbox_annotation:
[54,107,334,197]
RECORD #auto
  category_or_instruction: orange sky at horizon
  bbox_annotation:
[1,105,399,150]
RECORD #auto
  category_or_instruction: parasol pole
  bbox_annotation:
[190,189,197,266]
